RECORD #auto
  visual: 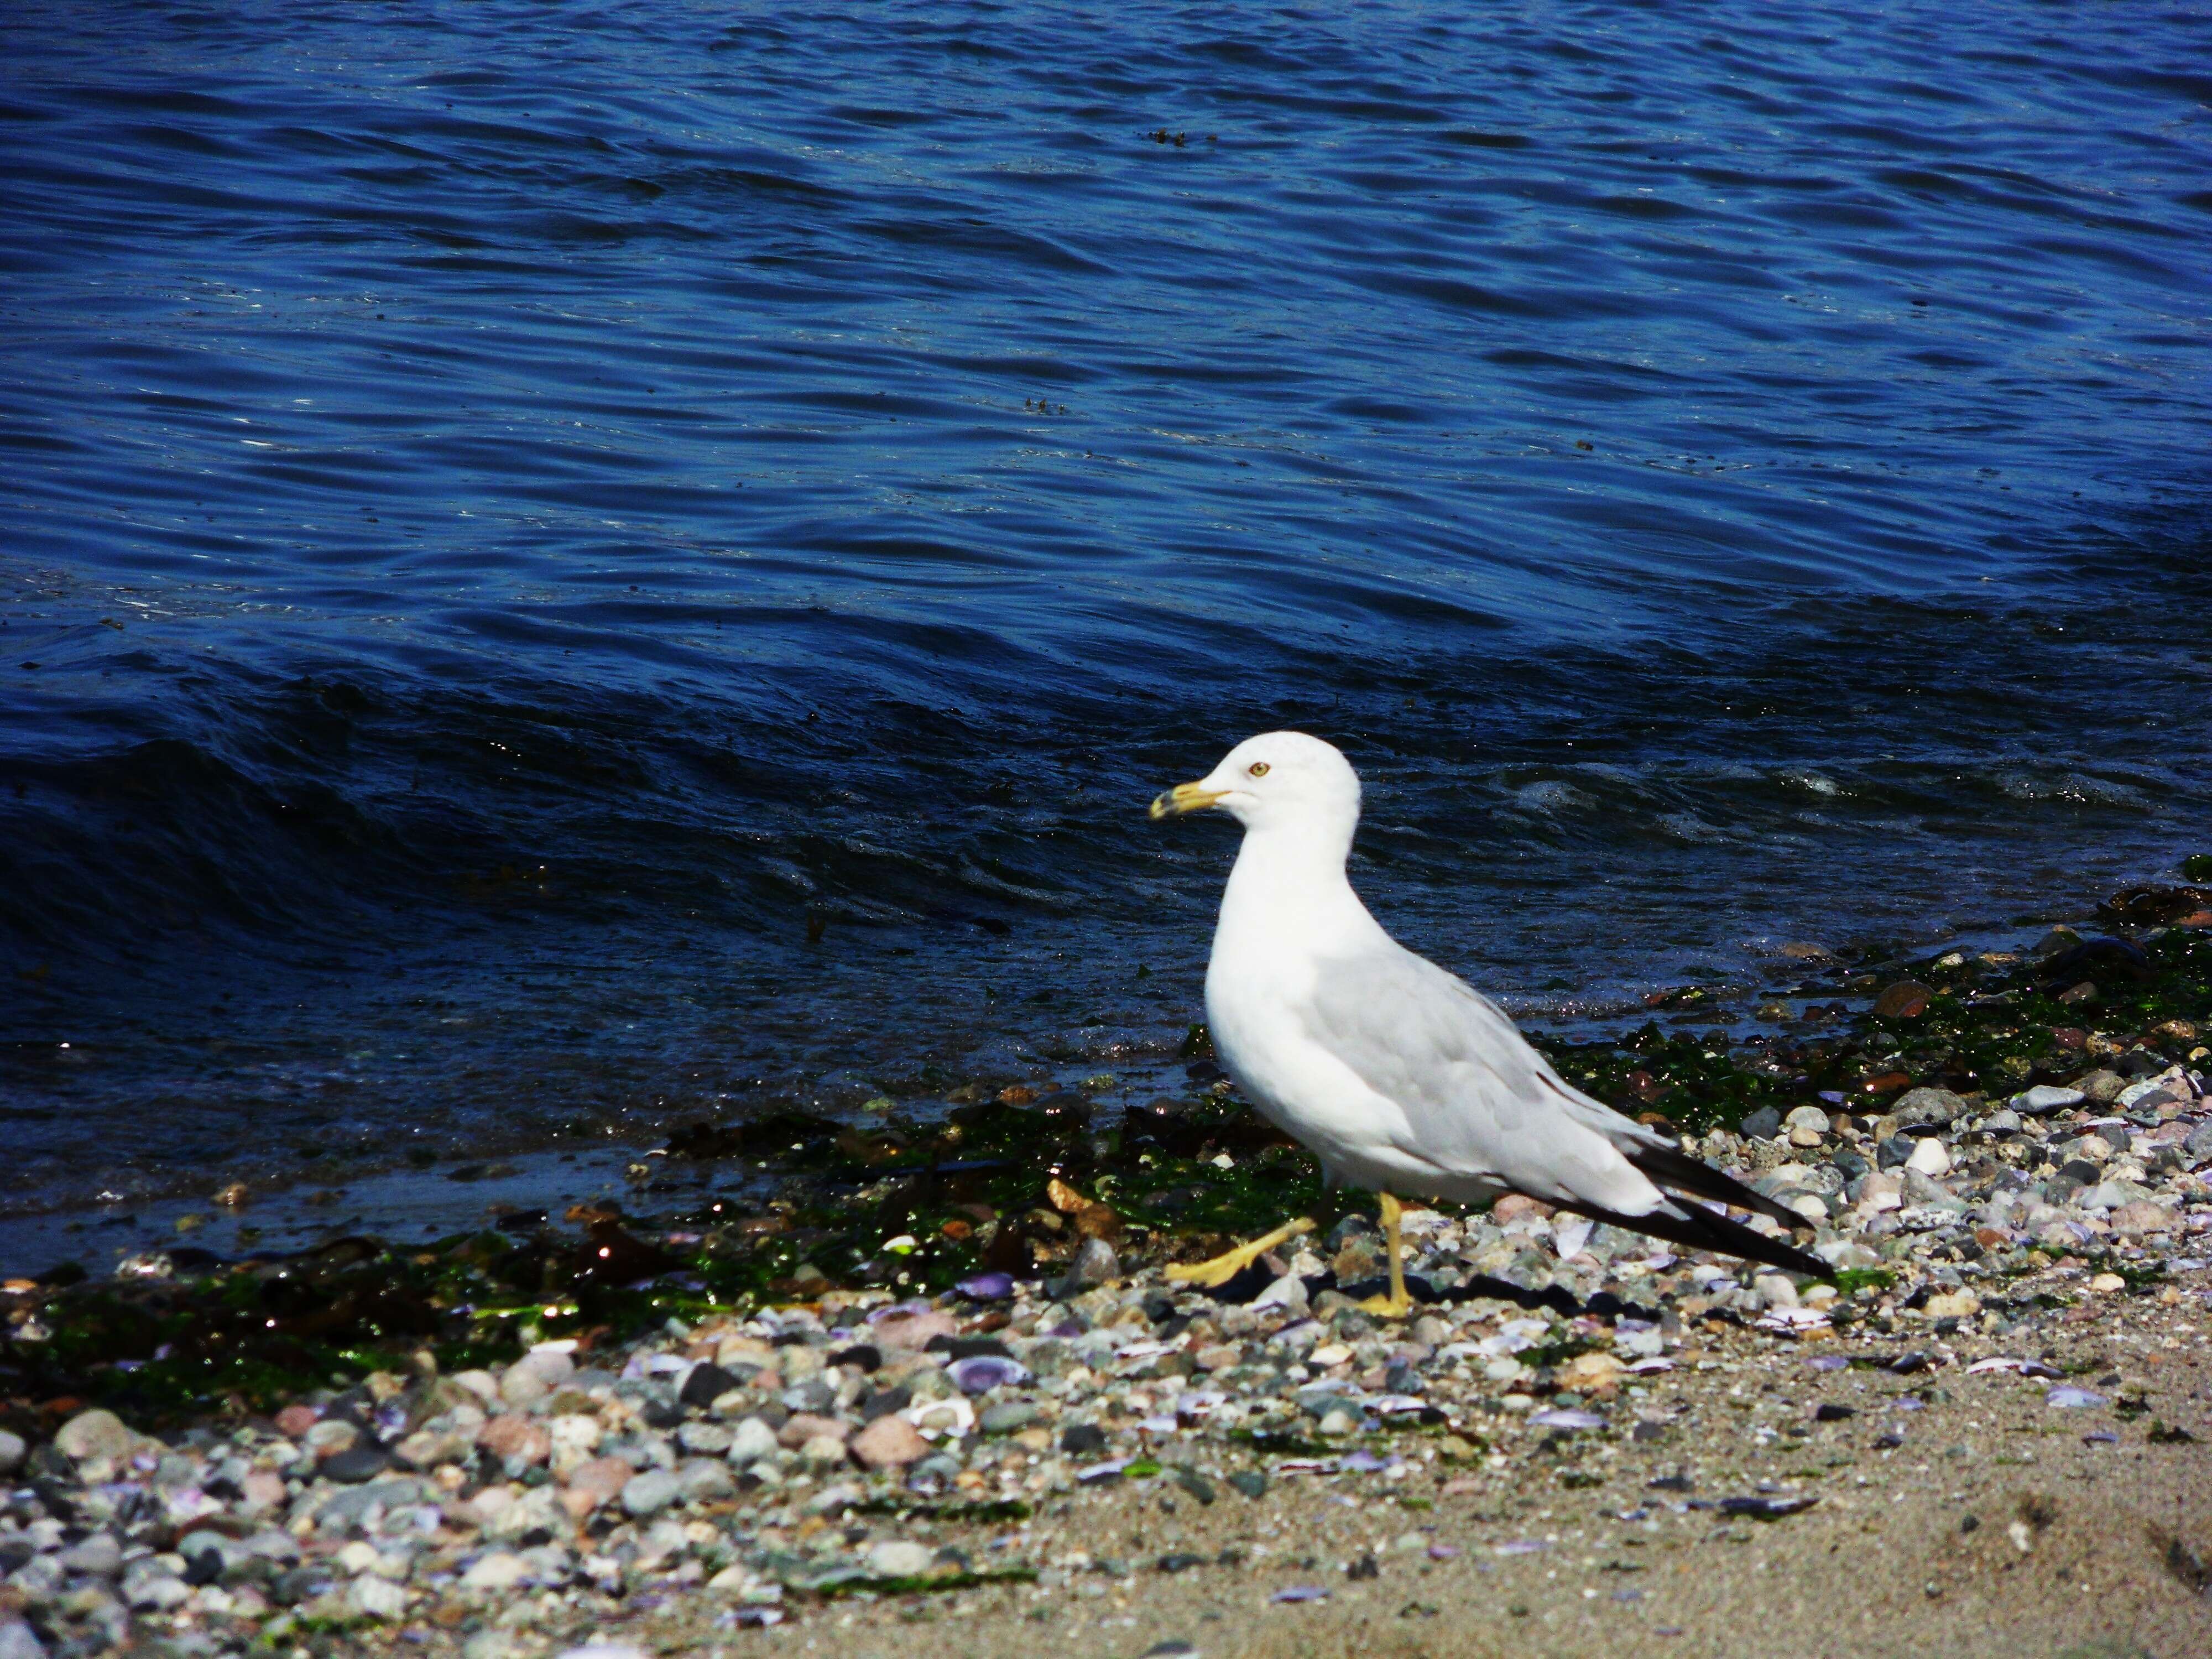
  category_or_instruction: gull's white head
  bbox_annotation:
[1149,731,1361,839]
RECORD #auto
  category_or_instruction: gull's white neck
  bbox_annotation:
[1211,811,1384,964]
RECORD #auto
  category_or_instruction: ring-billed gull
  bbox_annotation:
[1150,731,1826,1317]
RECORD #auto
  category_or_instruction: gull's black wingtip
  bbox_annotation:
[1561,1195,1833,1281]
[1627,1139,1813,1235]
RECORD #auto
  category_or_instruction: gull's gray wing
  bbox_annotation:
[1300,945,1657,1198]
[1302,943,1810,1235]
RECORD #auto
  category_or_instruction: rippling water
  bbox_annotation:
[3,1,2209,1243]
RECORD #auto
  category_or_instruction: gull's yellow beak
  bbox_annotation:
[1149,780,1228,820]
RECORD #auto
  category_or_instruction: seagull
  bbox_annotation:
[1149,731,1828,1317]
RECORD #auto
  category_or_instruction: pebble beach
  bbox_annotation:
[4,883,2211,1659]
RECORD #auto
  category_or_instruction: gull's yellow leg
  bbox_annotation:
[1357,1193,1415,1319]
[1164,1215,1317,1290]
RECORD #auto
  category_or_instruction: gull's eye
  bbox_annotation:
[1248,761,1270,778]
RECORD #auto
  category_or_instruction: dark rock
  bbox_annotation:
[319,1444,390,1484]
[1892,1087,1966,1130]
[270,1567,332,1606]
[1060,1423,1108,1456]
[830,1344,882,1373]
[1156,1552,1207,1574]
[1739,1107,1783,1140]
[1226,1470,1268,1499]
[680,1364,742,1408]
[1172,1467,1216,1505]
[860,1385,912,1423]
[1325,1214,1376,1248]
[2094,888,2212,927]
[927,1335,1015,1360]
[1872,982,1934,1019]
[1052,1237,1120,1296]
[1877,1136,1916,1171]
[1814,1403,1855,1422]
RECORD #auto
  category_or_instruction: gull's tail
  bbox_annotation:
[1558,1192,1832,1281]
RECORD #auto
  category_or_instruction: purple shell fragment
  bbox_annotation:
[956,1271,1014,1301]
[948,1354,1031,1394]
[1803,1354,1849,1373]
[1338,1450,1392,1473]
[1530,1408,1606,1430]
[1271,1585,1330,1603]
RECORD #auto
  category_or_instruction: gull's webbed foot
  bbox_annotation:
[1358,1192,1414,1320]
[1356,1290,1416,1320]
[1164,1215,1317,1290]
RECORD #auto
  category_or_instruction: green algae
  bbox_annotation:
[7,891,2206,1440]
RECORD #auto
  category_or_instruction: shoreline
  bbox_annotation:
[10,865,2204,1281]
[1,874,2208,1657]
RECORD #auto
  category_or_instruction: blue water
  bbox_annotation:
[3,1,2210,1243]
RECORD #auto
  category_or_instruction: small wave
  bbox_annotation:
[1510,779,1596,814]
[1780,770,1844,797]
[1992,770,2151,808]
[1653,812,1730,844]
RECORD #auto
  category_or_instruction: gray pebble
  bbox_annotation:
[0,1432,22,1476]
[1892,1087,1966,1130]
[677,1421,733,1456]
[726,1416,781,1466]
[621,1467,685,1517]
[1060,1237,1121,1293]
[675,1458,735,1501]
[979,1402,1040,1435]
[0,1622,46,1659]
[56,1533,122,1578]
[319,1443,391,1484]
